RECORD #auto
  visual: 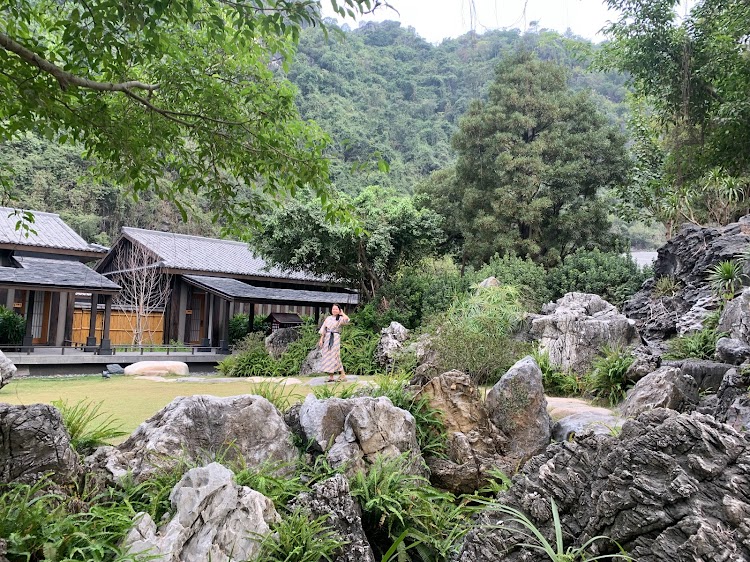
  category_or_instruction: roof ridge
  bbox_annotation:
[0,206,61,218]
[122,226,249,247]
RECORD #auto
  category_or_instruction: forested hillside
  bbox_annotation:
[0,22,631,243]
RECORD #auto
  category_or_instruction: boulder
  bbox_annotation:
[620,366,699,417]
[0,403,80,486]
[300,347,326,376]
[551,411,624,442]
[290,475,375,562]
[676,295,721,335]
[624,344,661,383]
[714,368,750,431]
[298,395,424,475]
[718,288,750,343]
[530,292,640,373]
[89,395,297,482]
[0,350,16,389]
[105,363,125,375]
[485,356,551,461]
[662,358,733,392]
[716,337,750,365]
[124,463,279,562]
[624,218,750,342]
[375,322,410,368]
[265,327,300,360]
[477,276,500,288]
[124,361,189,376]
[456,409,750,562]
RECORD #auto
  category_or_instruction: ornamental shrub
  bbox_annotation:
[0,305,24,345]
[228,313,250,345]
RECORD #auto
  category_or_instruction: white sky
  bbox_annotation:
[323,0,697,43]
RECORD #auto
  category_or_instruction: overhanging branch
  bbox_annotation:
[0,32,159,93]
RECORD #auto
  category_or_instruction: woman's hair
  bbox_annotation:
[331,303,341,320]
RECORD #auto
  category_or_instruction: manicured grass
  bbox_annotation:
[0,374,359,443]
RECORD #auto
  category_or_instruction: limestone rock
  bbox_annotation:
[477,276,500,288]
[106,363,125,375]
[291,475,375,562]
[90,395,297,482]
[719,288,750,343]
[552,411,624,442]
[676,295,721,335]
[299,395,424,474]
[624,344,661,383]
[265,327,300,360]
[0,403,80,486]
[663,358,734,392]
[456,409,750,562]
[715,368,750,431]
[375,322,410,368]
[0,350,16,389]
[124,463,279,562]
[620,366,699,417]
[625,218,750,342]
[299,347,326,376]
[485,356,551,461]
[124,361,189,376]
[531,292,640,373]
[716,337,750,365]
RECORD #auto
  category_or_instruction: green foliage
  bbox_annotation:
[546,249,647,306]
[586,346,635,407]
[217,333,277,377]
[234,460,308,511]
[251,187,443,300]
[429,285,530,385]
[653,275,680,298]
[341,324,380,376]
[249,380,298,413]
[0,1,383,230]
[0,305,24,345]
[488,497,632,561]
[366,373,447,457]
[312,381,360,400]
[229,313,251,345]
[52,398,127,455]
[707,260,745,300]
[419,51,628,267]
[0,477,146,562]
[533,349,582,397]
[665,326,725,361]
[475,255,551,308]
[255,509,344,562]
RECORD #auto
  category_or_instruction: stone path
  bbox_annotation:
[546,396,614,420]
[133,374,360,386]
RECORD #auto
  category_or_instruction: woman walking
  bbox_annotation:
[318,304,350,382]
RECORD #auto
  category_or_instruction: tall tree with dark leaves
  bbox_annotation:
[419,51,629,268]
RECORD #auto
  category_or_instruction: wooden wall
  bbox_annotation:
[71,309,164,346]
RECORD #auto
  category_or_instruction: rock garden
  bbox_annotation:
[3,219,750,561]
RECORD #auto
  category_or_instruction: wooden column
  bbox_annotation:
[176,282,188,345]
[22,290,34,350]
[314,306,320,325]
[99,295,113,355]
[219,299,231,354]
[248,303,255,333]
[5,288,14,309]
[85,292,98,351]
[54,292,68,346]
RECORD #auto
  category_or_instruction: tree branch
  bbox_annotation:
[0,32,159,93]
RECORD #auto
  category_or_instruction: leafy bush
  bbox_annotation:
[52,399,127,454]
[0,305,25,345]
[532,349,582,397]
[664,326,725,360]
[229,313,250,345]
[546,249,648,306]
[341,324,380,376]
[474,255,550,308]
[216,332,276,377]
[365,372,447,457]
[586,346,635,406]
[429,285,530,385]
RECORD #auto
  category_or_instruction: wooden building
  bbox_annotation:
[0,208,120,352]
[96,227,358,349]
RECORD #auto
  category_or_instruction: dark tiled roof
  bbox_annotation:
[184,275,359,306]
[268,312,303,324]
[122,227,320,281]
[0,256,120,292]
[0,207,106,254]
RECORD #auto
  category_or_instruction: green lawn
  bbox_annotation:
[0,374,355,442]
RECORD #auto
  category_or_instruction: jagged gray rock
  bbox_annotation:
[299,395,424,475]
[485,356,551,461]
[106,363,125,375]
[300,346,326,376]
[88,395,297,482]
[663,358,734,392]
[290,474,375,562]
[620,366,699,417]
[676,295,721,335]
[0,403,80,486]
[124,463,278,562]
[265,327,300,359]
[716,337,750,365]
[714,368,750,432]
[375,321,410,368]
[0,350,16,390]
[625,218,750,342]
[719,288,750,344]
[624,344,661,383]
[456,409,750,562]
[530,292,639,373]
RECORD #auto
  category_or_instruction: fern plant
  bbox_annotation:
[255,509,345,562]
[586,346,635,407]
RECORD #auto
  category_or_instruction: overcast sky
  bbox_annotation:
[323,0,697,43]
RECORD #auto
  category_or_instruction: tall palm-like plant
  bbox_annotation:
[707,260,744,300]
